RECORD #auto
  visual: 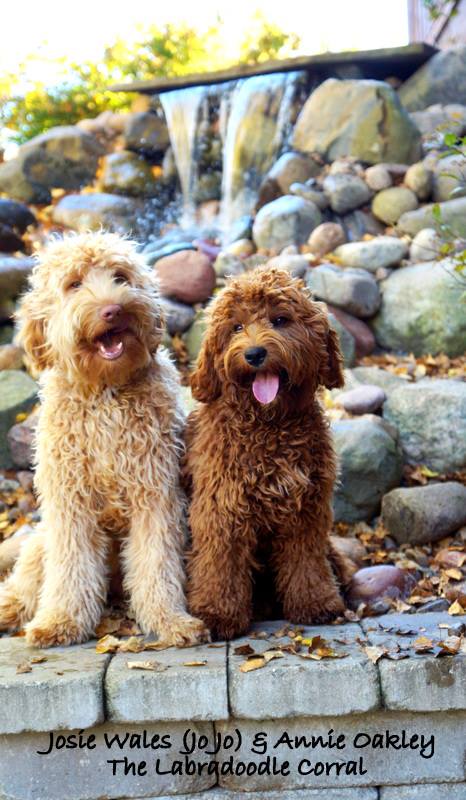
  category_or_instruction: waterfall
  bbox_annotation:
[159,70,303,235]
[160,86,209,226]
[220,71,302,237]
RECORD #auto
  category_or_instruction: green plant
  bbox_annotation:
[0,19,301,144]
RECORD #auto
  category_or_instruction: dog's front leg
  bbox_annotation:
[273,523,346,625]
[123,504,209,647]
[187,513,256,642]
[25,502,107,648]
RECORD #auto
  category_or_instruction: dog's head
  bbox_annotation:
[191,268,344,409]
[18,232,163,387]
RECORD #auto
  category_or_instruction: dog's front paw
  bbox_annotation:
[196,612,250,642]
[25,610,86,648]
[285,592,346,626]
[0,586,27,631]
[158,614,211,648]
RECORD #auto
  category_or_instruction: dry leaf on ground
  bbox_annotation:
[126,660,166,672]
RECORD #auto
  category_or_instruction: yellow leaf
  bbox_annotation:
[448,600,466,616]
[183,660,208,667]
[444,568,463,581]
[95,635,120,654]
[419,465,440,478]
[118,636,145,653]
[15,412,27,423]
[239,657,266,673]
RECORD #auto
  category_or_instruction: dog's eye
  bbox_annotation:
[114,272,129,285]
[233,323,243,333]
[67,280,82,291]
[272,316,289,327]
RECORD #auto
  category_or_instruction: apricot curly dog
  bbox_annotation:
[184,268,351,641]
[0,232,208,648]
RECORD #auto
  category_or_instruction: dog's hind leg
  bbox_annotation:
[0,532,45,631]
[25,498,108,648]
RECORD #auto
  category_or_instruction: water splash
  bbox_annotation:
[220,71,302,237]
[160,86,209,226]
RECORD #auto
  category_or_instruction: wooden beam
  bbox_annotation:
[109,43,436,94]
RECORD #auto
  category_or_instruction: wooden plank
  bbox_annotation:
[109,43,437,94]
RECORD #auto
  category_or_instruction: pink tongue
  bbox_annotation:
[252,373,279,405]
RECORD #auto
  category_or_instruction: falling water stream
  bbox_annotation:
[220,71,302,235]
[159,85,209,227]
[159,70,304,237]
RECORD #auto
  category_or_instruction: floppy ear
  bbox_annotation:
[190,329,221,403]
[16,293,53,373]
[319,324,345,389]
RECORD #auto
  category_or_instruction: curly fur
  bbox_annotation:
[0,232,208,648]
[184,268,351,641]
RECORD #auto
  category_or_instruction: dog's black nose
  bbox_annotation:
[244,346,267,367]
[100,304,122,322]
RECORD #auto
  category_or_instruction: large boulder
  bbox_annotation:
[371,187,418,225]
[155,250,216,305]
[409,103,466,138]
[0,256,35,299]
[159,298,196,336]
[123,112,170,156]
[292,79,421,165]
[307,264,380,318]
[322,174,371,214]
[99,151,161,197]
[383,379,466,472]
[0,199,36,233]
[52,193,143,234]
[370,259,466,357]
[328,307,376,358]
[327,313,356,367]
[382,482,466,545]
[252,195,321,251]
[333,236,408,272]
[0,371,37,469]
[399,46,466,111]
[183,311,207,363]
[0,126,105,203]
[332,417,403,522]
[427,153,466,203]
[0,159,50,204]
[308,222,346,257]
[397,196,466,238]
[7,409,38,469]
[258,152,321,204]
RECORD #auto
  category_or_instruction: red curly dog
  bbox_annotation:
[184,267,351,641]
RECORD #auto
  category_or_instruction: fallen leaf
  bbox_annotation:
[449,600,466,616]
[444,568,463,581]
[239,657,266,673]
[233,644,256,656]
[127,660,166,672]
[413,636,434,653]
[363,645,387,664]
[262,650,284,663]
[95,635,120,654]
[30,655,47,664]
[16,661,32,674]
[436,636,462,656]
[183,660,208,667]
[118,636,145,653]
